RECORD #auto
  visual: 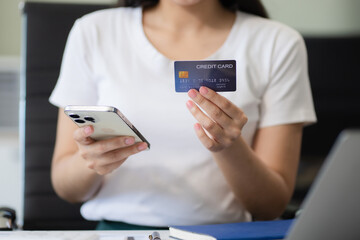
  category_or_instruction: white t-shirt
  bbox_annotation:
[50,7,316,226]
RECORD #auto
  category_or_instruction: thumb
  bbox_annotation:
[73,125,95,145]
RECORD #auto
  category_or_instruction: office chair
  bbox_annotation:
[20,1,111,230]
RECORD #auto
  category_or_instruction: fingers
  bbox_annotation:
[192,87,240,118]
[94,160,124,175]
[73,125,148,175]
[186,100,225,143]
[193,123,222,152]
[86,142,148,175]
[188,87,248,129]
[73,125,95,145]
[105,141,147,165]
[92,135,136,153]
[187,87,248,151]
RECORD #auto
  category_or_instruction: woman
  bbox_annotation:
[49,0,316,230]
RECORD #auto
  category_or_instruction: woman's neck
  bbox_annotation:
[144,0,233,33]
[142,0,236,60]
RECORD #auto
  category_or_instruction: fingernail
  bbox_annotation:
[194,123,202,131]
[199,86,208,95]
[186,100,194,109]
[125,137,135,145]
[84,126,92,135]
[137,143,147,151]
[188,89,197,98]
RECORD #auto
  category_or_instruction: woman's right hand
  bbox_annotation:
[73,125,148,175]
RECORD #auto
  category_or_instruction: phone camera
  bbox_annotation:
[84,117,95,123]
[69,114,80,119]
[75,119,86,124]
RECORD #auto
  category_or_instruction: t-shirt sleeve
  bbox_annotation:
[259,30,317,128]
[49,19,98,108]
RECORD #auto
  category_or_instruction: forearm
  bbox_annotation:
[51,151,103,203]
[185,88,302,219]
[213,137,292,220]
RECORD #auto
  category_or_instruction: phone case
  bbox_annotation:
[64,105,150,148]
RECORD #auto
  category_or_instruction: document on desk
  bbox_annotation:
[0,230,167,240]
[0,231,100,240]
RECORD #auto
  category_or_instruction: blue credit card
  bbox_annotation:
[174,60,236,92]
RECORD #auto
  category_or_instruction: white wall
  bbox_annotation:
[262,0,360,36]
[0,0,117,56]
[0,56,21,225]
[0,133,21,224]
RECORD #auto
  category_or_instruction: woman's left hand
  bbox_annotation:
[186,86,248,152]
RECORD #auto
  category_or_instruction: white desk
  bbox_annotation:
[0,230,170,240]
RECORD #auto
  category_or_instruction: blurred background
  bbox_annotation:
[0,0,359,227]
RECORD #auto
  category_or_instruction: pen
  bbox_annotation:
[148,231,161,240]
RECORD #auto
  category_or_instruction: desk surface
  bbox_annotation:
[0,230,170,240]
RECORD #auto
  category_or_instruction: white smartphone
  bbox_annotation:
[64,105,150,149]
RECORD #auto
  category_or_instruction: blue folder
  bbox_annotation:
[169,219,295,240]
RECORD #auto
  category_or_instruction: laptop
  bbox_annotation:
[286,129,360,239]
